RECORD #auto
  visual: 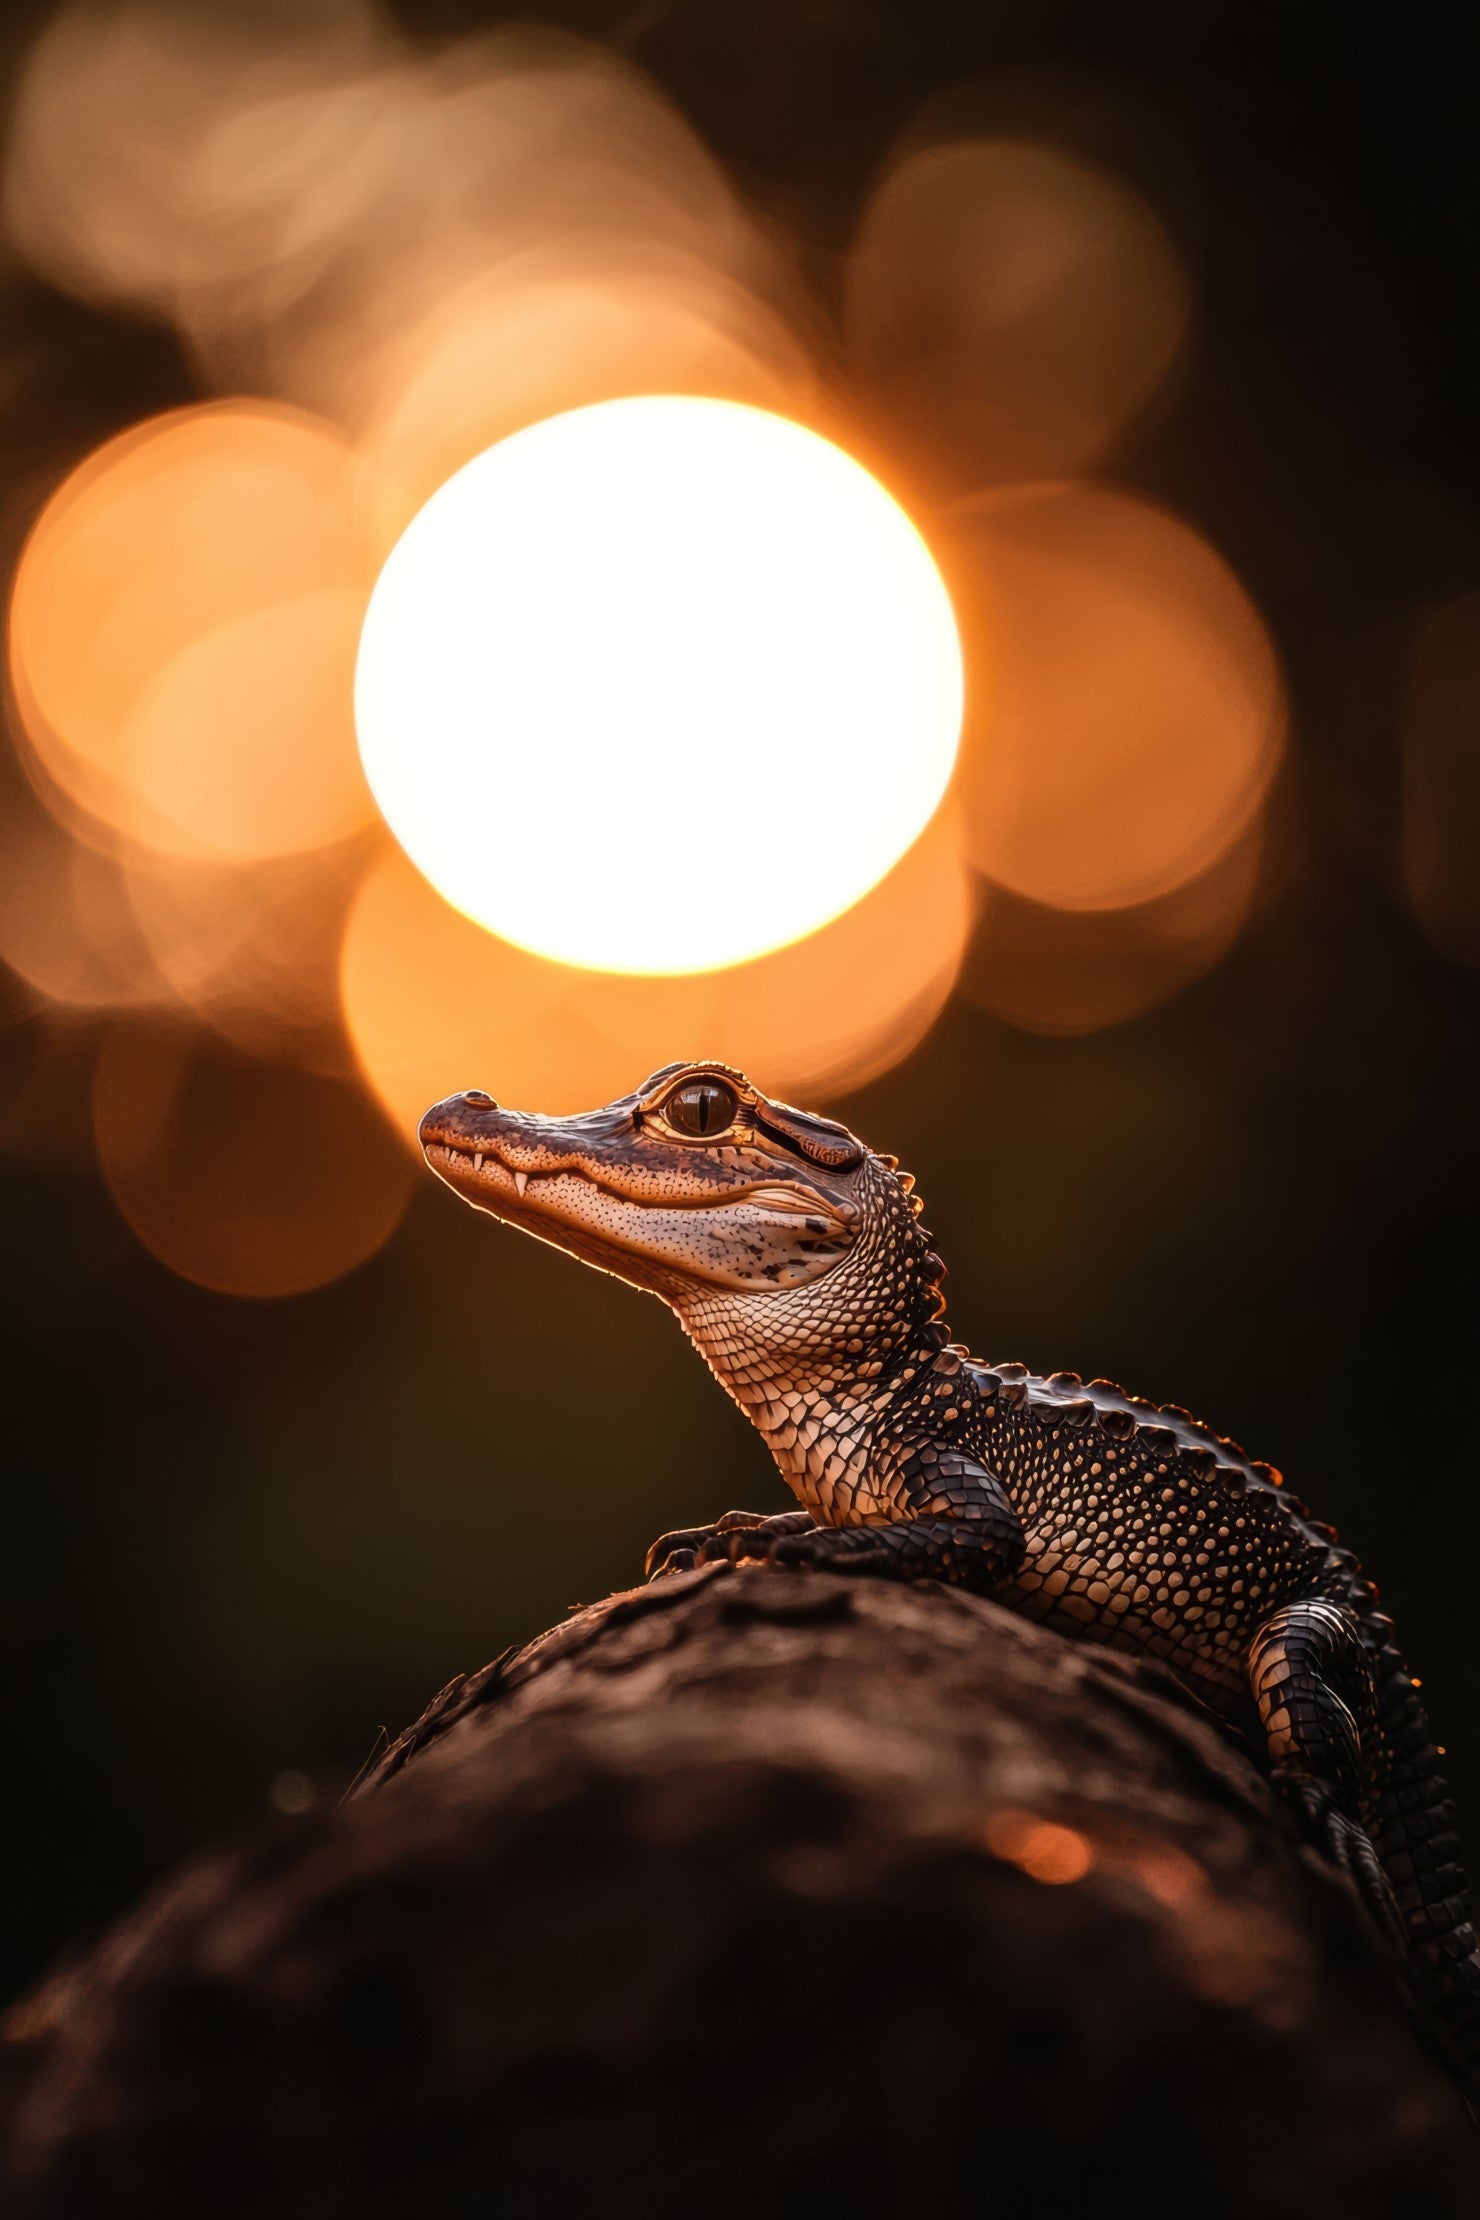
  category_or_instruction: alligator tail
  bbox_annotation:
[1368,1637,1480,2097]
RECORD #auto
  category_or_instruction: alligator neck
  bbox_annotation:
[675,1261,951,1521]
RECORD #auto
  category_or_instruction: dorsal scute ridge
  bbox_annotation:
[970,1356,1310,1512]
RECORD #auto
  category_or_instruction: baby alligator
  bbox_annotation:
[421,1059,1480,2091]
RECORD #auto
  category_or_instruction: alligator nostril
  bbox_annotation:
[463,1090,495,1107]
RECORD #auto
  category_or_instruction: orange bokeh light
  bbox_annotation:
[121,589,373,859]
[849,138,1189,485]
[1,0,386,321]
[340,809,973,1136]
[124,841,370,1075]
[92,1023,416,1299]
[360,264,812,549]
[949,481,1284,911]
[702,806,974,1095]
[252,31,780,421]
[0,3,1291,1299]
[983,1809,1095,1885]
[0,795,168,1012]
[961,820,1267,1036]
[10,400,374,859]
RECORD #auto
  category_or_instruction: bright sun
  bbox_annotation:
[355,396,964,975]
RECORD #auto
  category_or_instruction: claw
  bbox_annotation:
[644,1508,800,1580]
[1272,1766,1407,1954]
[646,1545,698,1581]
[643,1527,706,1578]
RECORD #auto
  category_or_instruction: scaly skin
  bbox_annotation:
[421,1059,1480,2092]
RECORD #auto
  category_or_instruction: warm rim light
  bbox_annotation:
[354,395,963,974]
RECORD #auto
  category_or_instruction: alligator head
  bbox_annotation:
[419,1061,949,1481]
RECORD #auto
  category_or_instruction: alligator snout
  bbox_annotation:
[418,1092,500,1148]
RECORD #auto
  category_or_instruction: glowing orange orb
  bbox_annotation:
[354,396,963,974]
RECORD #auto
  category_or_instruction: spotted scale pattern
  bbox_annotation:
[959,1369,1328,1705]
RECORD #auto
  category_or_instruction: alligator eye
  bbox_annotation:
[665,1079,737,1138]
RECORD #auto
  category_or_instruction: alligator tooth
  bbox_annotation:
[473,1153,484,1173]
[514,1170,529,1197]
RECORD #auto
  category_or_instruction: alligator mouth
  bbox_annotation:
[425,1133,684,1213]
[424,1133,847,1222]
[422,1136,669,1277]
[428,1136,572,1207]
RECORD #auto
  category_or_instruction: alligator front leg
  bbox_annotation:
[1248,1598,1406,1951]
[645,1508,816,1579]
[654,1444,1027,1595]
[687,1510,1022,1592]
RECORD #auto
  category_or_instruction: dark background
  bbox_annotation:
[3,0,1479,2010]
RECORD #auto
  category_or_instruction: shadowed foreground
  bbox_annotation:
[1,1564,1476,2217]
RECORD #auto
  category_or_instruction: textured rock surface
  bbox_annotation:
[1,1562,1475,2217]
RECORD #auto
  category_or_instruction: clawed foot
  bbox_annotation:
[644,1509,816,1581]
[646,1511,1012,1589]
[1272,1766,1408,1954]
